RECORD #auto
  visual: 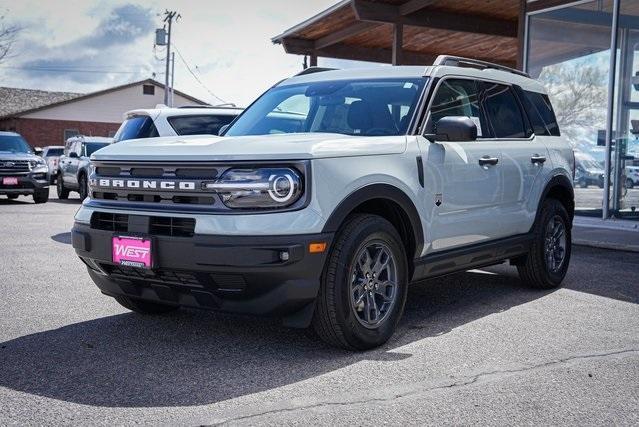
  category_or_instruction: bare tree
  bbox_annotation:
[0,14,20,64]
[538,62,608,142]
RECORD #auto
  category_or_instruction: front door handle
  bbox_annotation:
[531,154,547,164]
[478,155,499,166]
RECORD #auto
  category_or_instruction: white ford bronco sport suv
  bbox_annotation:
[72,56,574,350]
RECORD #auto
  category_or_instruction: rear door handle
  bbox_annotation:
[478,155,499,166]
[531,154,547,164]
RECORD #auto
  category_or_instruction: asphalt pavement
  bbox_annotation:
[0,188,637,425]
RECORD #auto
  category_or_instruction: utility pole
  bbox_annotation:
[162,10,179,106]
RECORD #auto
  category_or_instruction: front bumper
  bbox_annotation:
[0,174,49,195]
[72,222,333,326]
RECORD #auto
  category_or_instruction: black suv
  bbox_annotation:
[0,132,49,203]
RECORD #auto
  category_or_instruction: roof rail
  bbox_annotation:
[433,55,529,78]
[295,66,337,76]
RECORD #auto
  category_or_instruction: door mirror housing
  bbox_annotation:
[425,116,478,142]
[69,152,79,159]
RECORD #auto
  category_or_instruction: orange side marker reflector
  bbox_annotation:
[308,242,327,253]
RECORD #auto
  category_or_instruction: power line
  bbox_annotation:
[172,44,228,105]
[0,65,155,74]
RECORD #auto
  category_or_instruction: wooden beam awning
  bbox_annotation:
[272,0,522,68]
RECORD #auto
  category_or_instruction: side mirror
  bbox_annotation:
[218,124,230,136]
[425,116,477,142]
[33,147,43,156]
[69,152,79,159]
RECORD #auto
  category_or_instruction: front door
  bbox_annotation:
[418,78,505,252]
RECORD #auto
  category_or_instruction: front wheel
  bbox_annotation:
[56,174,69,199]
[33,188,49,204]
[312,214,408,350]
[78,174,88,200]
[517,199,571,289]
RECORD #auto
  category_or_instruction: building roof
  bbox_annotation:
[0,87,81,118]
[0,78,208,119]
[272,0,522,68]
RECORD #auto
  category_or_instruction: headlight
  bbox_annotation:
[29,159,48,173]
[204,167,303,209]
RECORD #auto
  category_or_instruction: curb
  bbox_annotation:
[573,239,639,253]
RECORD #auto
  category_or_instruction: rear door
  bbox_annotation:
[418,77,505,251]
[481,82,546,234]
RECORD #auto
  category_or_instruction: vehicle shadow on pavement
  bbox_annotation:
[0,267,558,408]
[0,198,33,205]
[51,232,72,245]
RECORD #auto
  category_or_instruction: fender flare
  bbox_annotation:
[322,183,425,258]
[533,174,575,230]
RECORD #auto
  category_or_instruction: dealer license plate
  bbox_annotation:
[112,235,153,269]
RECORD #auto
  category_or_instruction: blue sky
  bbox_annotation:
[0,0,379,106]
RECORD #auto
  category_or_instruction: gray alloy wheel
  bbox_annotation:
[544,215,567,274]
[349,241,398,329]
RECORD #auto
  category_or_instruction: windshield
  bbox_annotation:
[168,114,236,136]
[581,159,602,170]
[225,78,427,137]
[45,148,63,156]
[0,134,33,154]
[114,116,159,142]
[84,142,110,157]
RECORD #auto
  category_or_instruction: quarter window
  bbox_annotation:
[168,114,237,136]
[482,83,527,138]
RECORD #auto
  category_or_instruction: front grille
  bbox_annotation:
[91,162,220,206]
[0,160,30,174]
[90,212,195,237]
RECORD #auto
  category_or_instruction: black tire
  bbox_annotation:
[113,295,178,314]
[626,178,634,189]
[578,179,587,188]
[33,188,49,204]
[78,173,88,200]
[517,199,571,289]
[6,194,18,200]
[56,174,69,199]
[312,214,408,351]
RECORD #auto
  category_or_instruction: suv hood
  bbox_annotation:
[0,152,39,161]
[90,133,407,162]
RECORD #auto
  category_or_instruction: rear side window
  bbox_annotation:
[167,114,236,136]
[113,116,159,142]
[522,91,560,136]
[45,148,63,156]
[482,83,527,138]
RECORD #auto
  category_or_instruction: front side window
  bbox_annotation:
[0,134,33,154]
[168,114,236,136]
[225,78,427,137]
[427,79,486,137]
[113,116,159,142]
[482,83,527,138]
[523,91,560,136]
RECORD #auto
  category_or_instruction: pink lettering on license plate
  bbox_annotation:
[112,236,152,268]
[2,177,18,185]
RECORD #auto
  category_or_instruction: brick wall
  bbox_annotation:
[0,117,121,147]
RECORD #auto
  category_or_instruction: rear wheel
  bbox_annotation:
[33,188,49,204]
[113,295,178,314]
[312,214,408,350]
[517,199,571,289]
[56,174,69,199]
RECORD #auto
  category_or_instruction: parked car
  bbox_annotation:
[574,152,604,188]
[626,165,639,188]
[113,106,243,142]
[41,145,64,183]
[0,131,49,203]
[57,136,112,200]
[73,56,574,350]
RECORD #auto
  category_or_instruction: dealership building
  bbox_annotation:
[273,0,639,221]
